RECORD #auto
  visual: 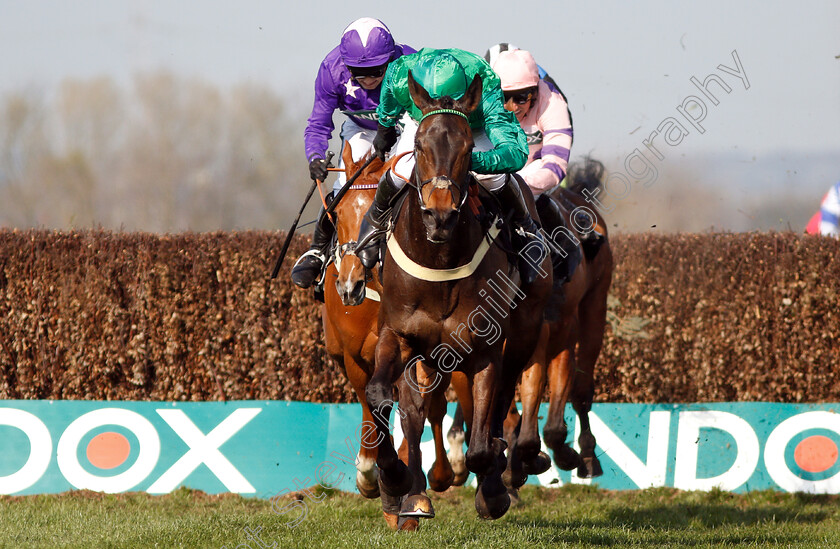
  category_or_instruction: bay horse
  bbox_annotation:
[326,143,460,530]
[503,158,614,490]
[364,71,553,521]
[321,143,388,502]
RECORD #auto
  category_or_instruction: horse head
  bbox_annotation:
[407,70,482,243]
[334,143,385,307]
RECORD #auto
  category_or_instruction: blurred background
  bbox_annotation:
[1,0,838,234]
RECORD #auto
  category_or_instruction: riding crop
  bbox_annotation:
[270,151,377,279]
[270,151,333,279]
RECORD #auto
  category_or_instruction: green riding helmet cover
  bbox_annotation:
[411,52,468,100]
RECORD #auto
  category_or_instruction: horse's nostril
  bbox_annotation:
[353,280,366,298]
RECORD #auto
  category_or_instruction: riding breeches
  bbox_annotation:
[334,119,376,192]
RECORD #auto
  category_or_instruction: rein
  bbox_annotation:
[332,243,381,302]
[386,107,500,282]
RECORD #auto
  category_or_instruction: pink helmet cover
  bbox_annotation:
[492,49,540,91]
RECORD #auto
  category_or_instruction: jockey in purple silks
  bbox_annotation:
[291,17,415,289]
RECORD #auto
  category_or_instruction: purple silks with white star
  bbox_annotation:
[303,43,415,162]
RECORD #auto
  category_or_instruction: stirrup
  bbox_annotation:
[290,249,327,289]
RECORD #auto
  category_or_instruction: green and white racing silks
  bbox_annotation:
[376,47,528,175]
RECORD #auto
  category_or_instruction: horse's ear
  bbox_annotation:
[408,70,433,111]
[341,140,354,174]
[455,75,482,115]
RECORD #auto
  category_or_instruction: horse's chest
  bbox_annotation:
[394,295,506,353]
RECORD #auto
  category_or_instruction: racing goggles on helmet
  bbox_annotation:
[503,88,537,105]
[348,64,388,79]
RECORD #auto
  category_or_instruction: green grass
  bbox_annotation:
[2,485,840,548]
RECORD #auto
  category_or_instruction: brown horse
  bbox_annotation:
[321,143,388,501]
[327,144,461,530]
[503,158,614,489]
[364,72,553,521]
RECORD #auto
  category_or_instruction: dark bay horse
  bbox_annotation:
[327,144,460,530]
[364,72,553,521]
[503,158,614,489]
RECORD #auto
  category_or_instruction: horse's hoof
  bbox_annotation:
[502,467,527,490]
[522,451,552,476]
[380,460,412,498]
[507,486,521,507]
[578,456,604,479]
[383,512,399,531]
[427,461,455,493]
[449,453,469,486]
[452,470,470,486]
[357,481,380,499]
[551,445,582,471]
[356,468,380,499]
[475,483,511,520]
[516,436,542,462]
[399,494,435,518]
[447,432,468,486]
[397,516,420,531]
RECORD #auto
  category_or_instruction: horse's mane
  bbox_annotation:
[560,156,605,197]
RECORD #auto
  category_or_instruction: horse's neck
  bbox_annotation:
[395,193,480,270]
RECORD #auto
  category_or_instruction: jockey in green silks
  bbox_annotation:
[355,47,546,285]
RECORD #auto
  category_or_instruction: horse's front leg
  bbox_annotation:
[572,353,603,479]
[425,369,455,493]
[365,327,412,499]
[343,354,380,499]
[446,372,473,486]
[396,370,436,520]
[515,323,552,477]
[543,347,580,471]
[501,400,524,502]
[467,356,510,520]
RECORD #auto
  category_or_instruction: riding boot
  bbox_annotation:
[492,174,547,286]
[558,193,605,260]
[535,194,582,287]
[357,171,401,269]
[290,194,335,289]
[573,209,606,260]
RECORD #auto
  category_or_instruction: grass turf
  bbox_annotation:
[1,485,839,548]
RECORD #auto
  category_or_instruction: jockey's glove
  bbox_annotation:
[308,156,328,182]
[373,124,398,160]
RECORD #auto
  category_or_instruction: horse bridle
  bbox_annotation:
[413,108,473,214]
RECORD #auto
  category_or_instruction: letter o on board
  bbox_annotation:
[0,408,53,494]
[57,408,161,493]
[764,411,840,494]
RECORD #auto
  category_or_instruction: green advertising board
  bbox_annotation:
[1,401,838,496]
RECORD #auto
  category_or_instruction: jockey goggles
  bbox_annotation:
[503,88,536,105]
[348,64,388,79]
